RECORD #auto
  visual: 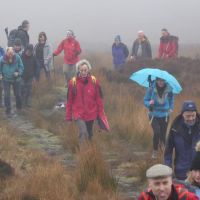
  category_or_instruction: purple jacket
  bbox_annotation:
[164,114,200,180]
[112,43,129,66]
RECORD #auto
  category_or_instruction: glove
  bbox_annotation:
[13,72,19,77]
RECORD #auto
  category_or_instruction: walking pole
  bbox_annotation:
[53,56,56,86]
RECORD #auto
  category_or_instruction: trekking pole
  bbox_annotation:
[53,56,56,86]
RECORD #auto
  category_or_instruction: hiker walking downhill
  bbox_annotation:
[34,32,53,81]
[66,59,105,143]
[21,44,37,107]
[137,164,198,200]
[144,78,174,159]
[112,35,129,72]
[130,30,152,61]
[158,28,178,59]
[164,101,200,180]
[0,47,24,117]
[53,29,81,85]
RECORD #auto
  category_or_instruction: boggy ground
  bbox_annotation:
[0,56,200,200]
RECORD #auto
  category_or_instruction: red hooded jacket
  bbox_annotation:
[137,184,198,200]
[66,75,104,121]
[158,35,177,59]
[54,37,81,64]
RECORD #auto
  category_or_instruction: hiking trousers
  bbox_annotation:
[76,119,94,143]
[151,116,169,151]
[3,80,22,114]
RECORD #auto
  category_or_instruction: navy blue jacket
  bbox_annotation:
[112,43,129,66]
[164,114,200,180]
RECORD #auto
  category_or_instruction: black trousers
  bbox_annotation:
[151,117,169,150]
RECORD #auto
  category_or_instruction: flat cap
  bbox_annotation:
[146,164,172,178]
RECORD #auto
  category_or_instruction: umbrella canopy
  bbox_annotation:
[129,68,182,94]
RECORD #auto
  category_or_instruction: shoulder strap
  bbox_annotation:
[91,75,96,85]
[140,191,149,200]
[72,76,77,86]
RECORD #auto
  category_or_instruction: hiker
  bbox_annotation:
[137,164,198,200]
[0,47,24,117]
[112,35,129,72]
[7,20,30,50]
[13,38,23,56]
[130,30,152,61]
[164,100,200,180]
[158,28,178,59]
[66,59,104,143]
[21,44,37,107]
[0,46,5,107]
[144,78,174,159]
[185,141,200,198]
[53,29,81,85]
[34,32,53,81]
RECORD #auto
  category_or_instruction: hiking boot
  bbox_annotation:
[151,150,158,159]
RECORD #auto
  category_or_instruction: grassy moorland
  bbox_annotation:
[0,52,200,200]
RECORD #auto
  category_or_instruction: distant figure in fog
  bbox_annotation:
[53,30,81,85]
[34,32,53,81]
[0,46,4,107]
[130,30,152,61]
[66,59,105,143]
[112,35,129,72]
[158,28,178,59]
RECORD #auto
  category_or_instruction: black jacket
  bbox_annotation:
[17,26,29,50]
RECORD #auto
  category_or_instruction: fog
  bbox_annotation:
[1,0,200,51]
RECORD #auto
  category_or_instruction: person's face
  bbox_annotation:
[39,35,46,44]
[13,45,21,52]
[138,32,144,40]
[66,32,73,38]
[183,111,197,126]
[79,64,89,77]
[191,170,200,185]
[156,79,165,88]
[162,31,168,37]
[149,177,172,200]
[24,24,30,32]
[115,39,120,45]
[6,48,14,57]
[25,50,32,57]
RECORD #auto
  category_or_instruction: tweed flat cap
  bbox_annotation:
[146,164,172,178]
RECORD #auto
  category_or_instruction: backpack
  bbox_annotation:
[7,29,20,47]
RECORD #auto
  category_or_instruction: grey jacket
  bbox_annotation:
[34,41,53,71]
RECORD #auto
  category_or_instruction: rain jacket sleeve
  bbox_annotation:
[164,130,175,167]
[53,40,64,56]
[74,41,81,56]
[95,80,104,117]
[143,87,152,108]
[66,81,73,121]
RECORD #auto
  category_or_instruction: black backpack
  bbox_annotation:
[7,29,20,47]
[172,36,179,54]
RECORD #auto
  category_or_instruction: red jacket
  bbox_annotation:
[54,38,81,64]
[158,36,177,59]
[137,184,198,200]
[66,75,104,121]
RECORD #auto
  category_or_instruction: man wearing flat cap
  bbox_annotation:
[137,164,198,200]
[164,100,200,180]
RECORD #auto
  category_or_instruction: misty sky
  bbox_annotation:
[1,0,200,50]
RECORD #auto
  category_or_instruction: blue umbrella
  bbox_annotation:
[129,68,182,94]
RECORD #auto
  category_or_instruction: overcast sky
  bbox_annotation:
[1,0,200,50]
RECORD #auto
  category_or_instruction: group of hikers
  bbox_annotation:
[112,28,178,71]
[0,20,200,199]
